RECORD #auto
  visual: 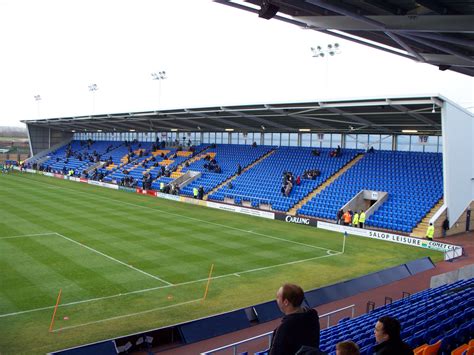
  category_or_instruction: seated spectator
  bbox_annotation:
[269,283,320,355]
[296,176,301,186]
[336,341,359,355]
[312,149,320,156]
[373,316,413,355]
[252,141,257,147]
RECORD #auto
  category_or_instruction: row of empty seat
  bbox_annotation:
[35,141,444,235]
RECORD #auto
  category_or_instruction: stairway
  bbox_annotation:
[287,154,365,216]
[410,198,444,238]
[204,149,276,200]
[170,151,216,178]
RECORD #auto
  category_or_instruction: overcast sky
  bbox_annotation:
[0,0,473,127]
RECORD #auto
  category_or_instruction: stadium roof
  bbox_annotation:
[23,95,446,135]
[215,0,474,77]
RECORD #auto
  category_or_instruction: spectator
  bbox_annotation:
[237,164,242,175]
[336,209,343,225]
[359,210,366,228]
[269,283,320,355]
[296,175,301,186]
[343,210,352,226]
[352,211,359,228]
[336,341,359,355]
[373,316,413,355]
[193,186,198,199]
[442,218,449,237]
[425,222,434,241]
[198,186,204,200]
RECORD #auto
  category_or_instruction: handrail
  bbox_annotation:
[201,304,355,355]
[429,203,446,225]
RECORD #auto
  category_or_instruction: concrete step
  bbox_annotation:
[287,154,365,216]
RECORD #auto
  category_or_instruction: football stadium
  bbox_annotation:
[1,1,474,355]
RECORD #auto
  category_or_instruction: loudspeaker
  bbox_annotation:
[259,0,279,19]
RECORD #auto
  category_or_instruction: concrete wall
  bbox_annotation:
[430,264,474,288]
[442,101,474,228]
[27,125,73,156]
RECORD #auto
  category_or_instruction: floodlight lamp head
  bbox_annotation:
[327,44,333,49]
[329,51,335,56]
[334,43,339,49]
[320,52,325,57]
[317,46,322,51]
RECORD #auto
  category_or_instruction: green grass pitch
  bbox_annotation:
[0,172,443,354]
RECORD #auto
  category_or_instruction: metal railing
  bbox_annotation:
[201,304,355,355]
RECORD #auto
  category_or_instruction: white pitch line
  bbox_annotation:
[52,298,202,333]
[0,251,342,319]
[54,233,173,286]
[0,232,56,240]
[13,175,339,253]
[234,252,341,277]
[0,175,344,318]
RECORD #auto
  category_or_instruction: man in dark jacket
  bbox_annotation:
[269,283,320,355]
[373,316,413,355]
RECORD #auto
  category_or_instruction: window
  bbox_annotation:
[321,133,333,148]
[280,133,289,146]
[423,137,438,152]
[345,134,356,149]
[208,132,216,144]
[221,132,229,144]
[272,133,280,146]
[380,135,392,151]
[410,136,425,152]
[215,132,222,144]
[331,134,342,148]
[396,135,410,151]
[239,132,248,145]
[356,134,369,149]
[264,133,272,145]
[301,133,311,147]
[230,132,238,144]
[253,132,261,145]
[289,133,298,146]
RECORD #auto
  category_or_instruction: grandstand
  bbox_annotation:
[3,0,473,352]
[3,94,469,355]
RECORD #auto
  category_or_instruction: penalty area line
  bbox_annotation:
[52,298,202,333]
[14,174,337,254]
[0,232,57,240]
[54,232,173,286]
[0,249,344,319]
